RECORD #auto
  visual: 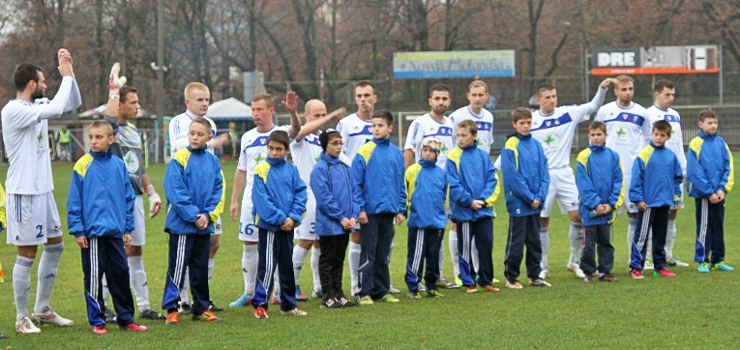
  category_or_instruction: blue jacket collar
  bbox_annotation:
[266,156,286,166]
[187,145,207,153]
[697,130,715,139]
[419,158,436,168]
[90,149,113,159]
[516,133,532,140]
[649,140,665,149]
[373,137,390,146]
[588,144,606,152]
[320,152,341,165]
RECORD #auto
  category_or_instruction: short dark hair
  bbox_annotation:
[119,86,138,103]
[589,121,606,133]
[268,130,290,149]
[653,120,672,133]
[191,117,212,133]
[536,83,556,97]
[14,63,42,91]
[319,129,341,152]
[698,109,718,122]
[429,83,450,97]
[355,81,376,94]
[457,119,478,135]
[372,110,393,125]
[511,107,532,123]
[654,79,674,93]
[89,120,114,137]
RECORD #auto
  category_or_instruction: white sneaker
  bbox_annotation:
[528,278,552,287]
[388,285,401,294]
[566,263,586,278]
[667,256,690,267]
[16,316,41,334]
[538,269,550,280]
[644,259,655,270]
[32,307,74,327]
[280,307,308,316]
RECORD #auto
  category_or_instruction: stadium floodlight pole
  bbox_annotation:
[152,0,167,163]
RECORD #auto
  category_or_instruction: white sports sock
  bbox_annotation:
[569,223,584,265]
[310,247,321,292]
[540,228,549,270]
[349,242,361,293]
[438,240,445,274]
[13,256,34,321]
[102,276,110,301]
[665,218,677,258]
[128,255,150,311]
[208,258,215,281]
[388,241,394,264]
[292,245,309,283]
[449,231,460,278]
[244,245,258,295]
[273,269,281,295]
[471,239,480,272]
[627,218,637,252]
[34,242,63,314]
[179,269,191,304]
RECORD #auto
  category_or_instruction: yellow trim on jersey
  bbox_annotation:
[173,148,192,169]
[210,170,226,223]
[726,144,734,192]
[404,163,421,210]
[484,173,501,207]
[504,137,520,170]
[357,141,377,165]
[637,145,655,169]
[688,137,703,160]
[73,153,95,178]
[255,162,272,183]
[447,147,463,172]
[0,183,5,230]
[576,148,592,173]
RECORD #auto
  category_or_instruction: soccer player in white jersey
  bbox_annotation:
[646,79,690,267]
[229,92,301,307]
[1,49,79,333]
[168,82,229,312]
[291,100,347,300]
[337,81,376,295]
[449,80,494,152]
[403,83,458,289]
[530,78,617,279]
[595,75,652,259]
[447,80,495,286]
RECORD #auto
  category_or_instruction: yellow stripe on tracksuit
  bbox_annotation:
[253,162,272,227]
[172,148,225,222]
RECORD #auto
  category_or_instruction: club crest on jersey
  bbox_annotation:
[622,113,628,120]
[124,151,140,173]
[260,138,266,145]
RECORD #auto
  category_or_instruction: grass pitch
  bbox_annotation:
[0,157,738,350]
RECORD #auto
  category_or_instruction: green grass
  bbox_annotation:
[0,157,739,349]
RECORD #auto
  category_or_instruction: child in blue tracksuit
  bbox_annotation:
[501,108,550,289]
[629,120,683,279]
[687,110,735,273]
[310,129,360,308]
[353,110,406,304]
[162,118,224,324]
[251,130,308,318]
[575,121,624,283]
[405,136,448,299]
[67,121,146,335]
[447,120,500,293]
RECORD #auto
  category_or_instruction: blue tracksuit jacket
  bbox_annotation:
[687,131,734,198]
[67,150,135,238]
[630,141,682,207]
[575,144,624,226]
[252,156,307,231]
[310,152,360,236]
[164,146,224,235]
[352,137,406,215]
[446,144,499,222]
[501,133,550,217]
[405,158,447,229]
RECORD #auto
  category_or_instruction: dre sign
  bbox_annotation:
[593,49,640,68]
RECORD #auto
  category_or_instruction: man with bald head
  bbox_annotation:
[290,100,346,300]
